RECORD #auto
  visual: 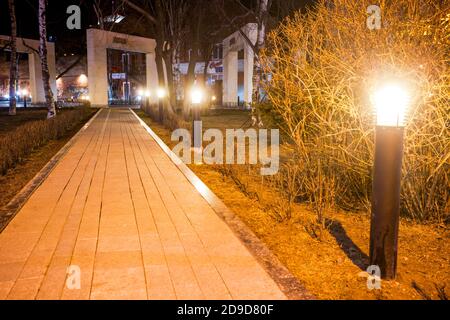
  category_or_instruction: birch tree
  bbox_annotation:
[215,0,272,125]
[7,0,17,116]
[254,0,270,121]
[38,0,56,118]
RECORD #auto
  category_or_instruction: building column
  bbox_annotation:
[87,30,108,106]
[223,50,238,106]
[28,43,56,104]
[28,52,44,103]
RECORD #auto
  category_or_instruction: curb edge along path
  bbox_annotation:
[130,108,313,300]
[0,109,103,233]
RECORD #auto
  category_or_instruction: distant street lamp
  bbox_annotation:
[78,74,88,86]
[21,89,29,108]
[191,87,204,151]
[156,87,166,123]
[210,95,217,108]
[369,82,411,279]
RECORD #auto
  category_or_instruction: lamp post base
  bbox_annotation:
[369,126,404,279]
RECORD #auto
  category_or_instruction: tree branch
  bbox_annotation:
[21,38,39,55]
[121,0,157,25]
[56,54,85,79]
[217,5,258,55]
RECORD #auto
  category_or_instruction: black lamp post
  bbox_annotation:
[22,89,28,108]
[191,87,204,151]
[369,83,410,279]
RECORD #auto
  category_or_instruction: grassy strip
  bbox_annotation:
[0,107,95,175]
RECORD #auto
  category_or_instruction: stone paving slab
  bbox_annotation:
[0,108,287,300]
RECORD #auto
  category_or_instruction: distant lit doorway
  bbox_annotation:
[106,48,146,106]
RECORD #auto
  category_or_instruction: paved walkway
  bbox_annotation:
[0,108,286,300]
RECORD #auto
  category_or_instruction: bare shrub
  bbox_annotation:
[412,281,449,300]
[141,102,189,131]
[0,107,95,175]
[259,0,450,222]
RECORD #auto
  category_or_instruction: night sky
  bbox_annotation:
[0,1,95,38]
[0,0,315,56]
[0,0,102,56]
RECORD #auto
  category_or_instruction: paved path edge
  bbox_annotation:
[0,108,103,233]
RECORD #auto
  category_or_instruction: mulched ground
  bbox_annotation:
[0,107,50,134]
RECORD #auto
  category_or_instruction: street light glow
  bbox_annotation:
[156,87,166,99]
[78,74,88,86]
[145,90,151,97]
[137,88,144,97]
[191,88,204,105]
[372,83,410,127]
[21,89,29,97]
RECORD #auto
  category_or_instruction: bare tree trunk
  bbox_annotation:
[254,0,270,99]
[38,0,56,119]
[154,0,176,117]
[163,46,176,110]
[183,7,203,119]
[8,0,17,116]
[252,0,271,126]
[123,0,186,117]
[202,44,213,85]
[256,0,270,52]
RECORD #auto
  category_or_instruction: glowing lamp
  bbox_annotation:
[191,88,204,105]
[372,84,410,127]
[78,74,88,86]
[156,88,166,99]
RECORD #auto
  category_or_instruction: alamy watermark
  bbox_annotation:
[171,121,279,176]
[367,5,382,30]
[66,265,81,290]
[366,265,381,290]
[66,5,81,30]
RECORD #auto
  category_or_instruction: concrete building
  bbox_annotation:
[86,28,158,106]
[174,23,257,108]
[56,55,88,100]
[1,23,257,108]
[0,35,56,104]
[222,23,257,107]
